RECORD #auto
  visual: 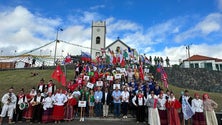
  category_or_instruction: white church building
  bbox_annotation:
[90,21,137,59]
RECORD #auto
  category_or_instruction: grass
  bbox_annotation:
[0,68,221,111]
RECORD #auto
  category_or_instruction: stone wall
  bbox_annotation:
[164,67,222,92]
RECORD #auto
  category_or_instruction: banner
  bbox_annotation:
[86,82,94,89]
[78,101,86,107]
[115,74,122,79]
[107,76,113,81]
[182,96,194,120]
[113,84,120,89]
[83,75,89,81]
[96,81,103,86]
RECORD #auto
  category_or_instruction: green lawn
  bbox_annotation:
[0,68,221,111]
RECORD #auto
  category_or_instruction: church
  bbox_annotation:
[90,21,137,60]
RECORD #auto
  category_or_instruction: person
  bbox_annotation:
[88,89,95,117]
[52,89,68,124]
[23,87,36,122]
[47,80,56,94]
[158,92,167,125]
[30,90,44,123]
[102,87,112,117]
[146,91,160,125]
[0,87,17,125]
[42,92,54,123]
[94,86,103,117]
[15,88,27,123]
[72,87,81,117]
[132,90,147,123]
[203,93,218,125]
[37,78,46,93]
[165,91,181,125]
[121,86,129,119]
[112,86,122,118]
[191,93,206,125]
[64,91,75,122]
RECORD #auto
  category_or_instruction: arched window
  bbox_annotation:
[96,36,100,44]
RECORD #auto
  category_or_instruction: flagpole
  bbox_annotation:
[54,28,63,66]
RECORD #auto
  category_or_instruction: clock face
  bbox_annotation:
[96,28,101,32]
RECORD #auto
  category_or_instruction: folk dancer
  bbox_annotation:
[15,88,27,122]
[52,89,67,124]
[64,91,76,121]
[146,91,161,125]
[203,93,218,125]
[165,92,181,125]
[191,93,206,125]
[30,90,44,123]
[158,92,168,125]
[0,87,17,125]
[42,92,54,123]
[132,90,147,123]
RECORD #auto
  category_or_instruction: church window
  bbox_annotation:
[96,36,100,44]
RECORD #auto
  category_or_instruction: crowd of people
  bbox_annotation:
[0,60,219,125]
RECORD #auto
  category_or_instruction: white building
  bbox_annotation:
[181,55,222,71]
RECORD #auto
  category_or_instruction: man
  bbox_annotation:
[112,86,122,118]
[102,87,112,117]
[0,87,17,125]
[121,87,129,119]
[94,86,103,117]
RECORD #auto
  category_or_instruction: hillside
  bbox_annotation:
[0,67,221,111]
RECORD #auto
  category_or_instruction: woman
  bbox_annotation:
[147,91,160,125]
[23,87,36,122]
[88,89,95,117]
[52,89,67,123]
[203,93,218,125]
[42,92,53,123]
[191,93,206,125]
[64,91,75,121]
[158,93,167,125]
[165,92,181,125]
[121,87,129,119]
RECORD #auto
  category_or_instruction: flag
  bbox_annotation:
[51,65,63,82]
[61,73,66,86]
[139,64,144,80]
[182,96,195,120]
[106,54,110,64]
[81,51,91,62]
[120,57,126,67]
[64,54,72,64]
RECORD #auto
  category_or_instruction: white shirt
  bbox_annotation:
[43,96,53,110]
[192,98,203,113]
[121,91,129,102]
[53,93,67,106]
[132,95,147,106]
[158,98,166,110]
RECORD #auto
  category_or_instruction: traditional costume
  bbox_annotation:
[64,93,76,121]
[23,89,36,121]
[191,96,206,125]
[158,95,167,125]
[42,94,53,123]
[47,80,56,94]
[52,91,67,123]
[30,92,44,123]
[203,94,218,125]
[147,95,160,125]
[165,96,181,125]
[15,91,28,122]
[132,92,147,123]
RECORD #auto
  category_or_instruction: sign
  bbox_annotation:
[78,101,86,107]
[96,81,103,86]
[83,75,89,80]
[113,84,120,89]
[116,67,121,71]
[115,74,122,79]
[86,82,94,89]
[107,76,113,81]
[144,68,149,73]
[120,68,126,73]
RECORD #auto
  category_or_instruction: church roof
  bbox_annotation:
[105,38,131,49]
[183,55,222,62]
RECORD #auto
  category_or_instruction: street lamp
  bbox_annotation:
[186,44,192,68]
[54,27,63,65]
[14,50,17,56]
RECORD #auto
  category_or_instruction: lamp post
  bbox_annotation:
[186,44,191,68]
[54,27,63,65]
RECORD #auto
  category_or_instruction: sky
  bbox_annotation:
[0,0,222,65]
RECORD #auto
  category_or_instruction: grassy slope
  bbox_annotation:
[0,68,221,111]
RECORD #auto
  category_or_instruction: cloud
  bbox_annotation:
[217,0,222,11]
[174,13,222,42]
[90,5,105,10]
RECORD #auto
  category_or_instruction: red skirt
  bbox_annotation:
[158,110,168,125]
[192,112,206,125]
[42,108,53,123]
[23,104,33,120]
[52,105,65,120]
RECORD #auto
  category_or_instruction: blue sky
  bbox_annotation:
[0,0,222,64]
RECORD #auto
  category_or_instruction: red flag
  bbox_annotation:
[65,55,72,63]
[51,65,63,82]
[61,73,66,86]
[112,56,117,65]
[120,58,126,67]
[139,65,144,81]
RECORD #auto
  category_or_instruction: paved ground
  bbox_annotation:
[1,117,148,125]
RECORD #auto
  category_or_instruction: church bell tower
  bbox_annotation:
[91,21,106,59]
